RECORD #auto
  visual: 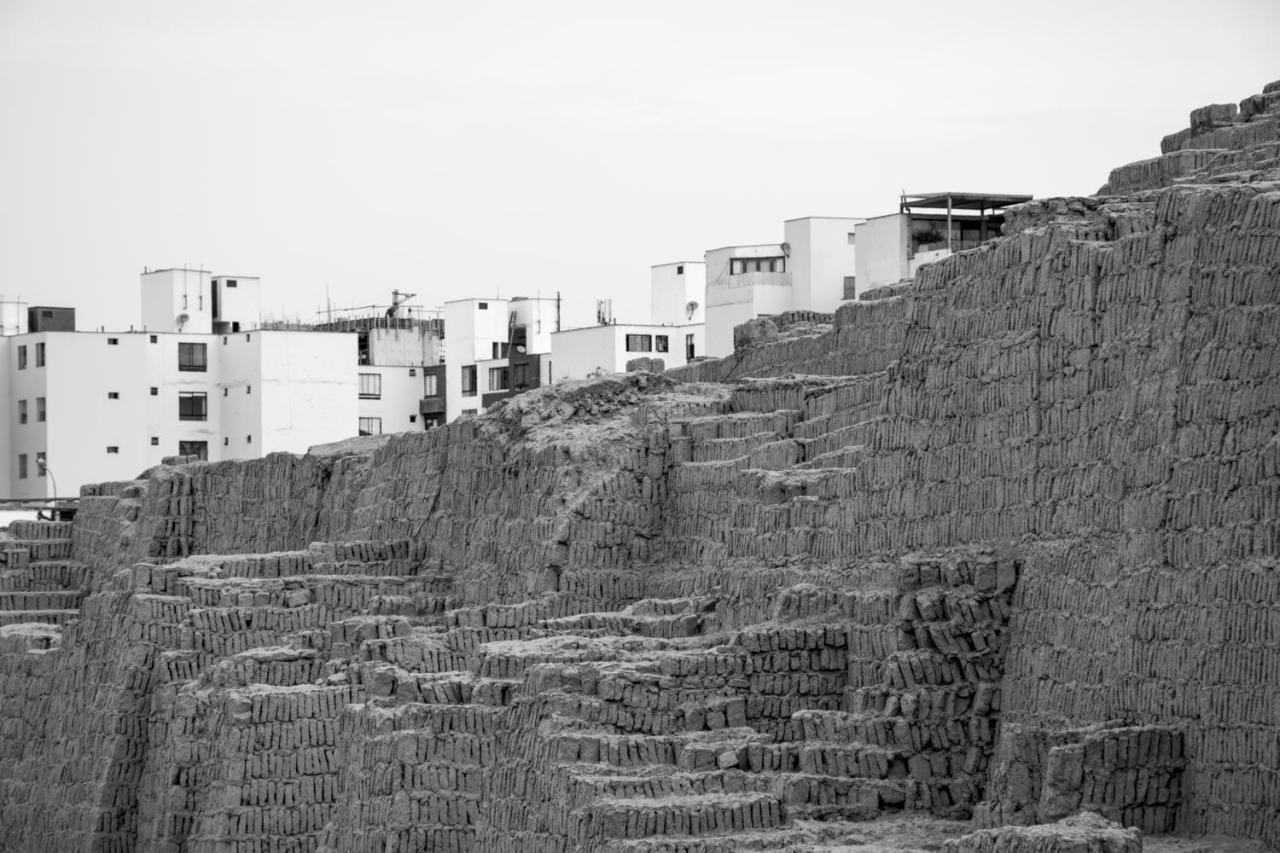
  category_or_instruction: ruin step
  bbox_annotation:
[0,560,88,591]
[5,519,74,540]
[0,609,80,626]
[578,791,787,839]
[0,590,85,611]
[598,827,812,852]
[6,539,73,560]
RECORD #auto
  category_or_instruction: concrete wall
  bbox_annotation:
[257,331,356,454]
[555,323,706,380]
[704,245,792,358]
[784,217,860,311]
[140,269,213,334]
[217,331,264,462]
[212,275,261,332]
[853,214,910,294]
[651,262,705,326]
[356,364,426,436]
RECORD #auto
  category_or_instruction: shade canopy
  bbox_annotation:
[900,192,1033,213]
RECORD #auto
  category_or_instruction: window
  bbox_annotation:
[226,279,237,288]
[106,446,119,454]
[222,388,228,397]
[36,398,45,422]
[409,368,416,377]
[461,408,478,416]
[178,342,208,372]
[491,342,509,359]
[626,334,653,353]
[358,373,382,399]
[246,435,252,443]
[655,335,669,353]
[847,232,856,245]
[513,362,529,389]
[409,415,417,423]
[17,400,26,424]
[108,392,119,400]
[150,387,158,396]
[676,265,684,275]
[17,454,27,479]
[35,343,45,366]
[246,385,251,394]
[17,345,26,369]
[488,366,509,392]
[178,440,208,461]
[150,335,158,343]
[461,365,477,396]
[686,333,696,360]
[358,417,382,436]
[107,337,119,345]
[178,392,208,421]
[41,310,52,318]
[730,256,786,275]
[424,375,439,396]
[477,302,488,310]
[223,437,229,446]
[151,437,159,446]
[245,334,251,341]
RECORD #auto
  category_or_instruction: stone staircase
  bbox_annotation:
[0,519,87,630]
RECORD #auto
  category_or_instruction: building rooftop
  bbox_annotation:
[899,192,1033,212]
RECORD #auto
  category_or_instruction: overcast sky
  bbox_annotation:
[2,0,1278,330]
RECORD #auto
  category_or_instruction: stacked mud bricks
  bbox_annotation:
[0,80,1277,852]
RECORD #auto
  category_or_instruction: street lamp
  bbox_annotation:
[36,455,57,501]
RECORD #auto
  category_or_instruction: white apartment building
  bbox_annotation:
[551,262,706,381]
[443,294,593,420]
[0,269,451,499]
[853,192,1031,294]
[703,216,863,357]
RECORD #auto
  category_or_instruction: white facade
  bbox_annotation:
[212,275,262,333]
[551,323,704,382]
[783,217,861,312]
[650,262,706,326]
[704,244,793,358]
[0,327,359,498]
[702,217,862,358]
[140,268,215,334]
[443,298,510,421]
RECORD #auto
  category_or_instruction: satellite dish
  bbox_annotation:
[780,242,791,256]
[685,300,700,319]
[176,312,190,330]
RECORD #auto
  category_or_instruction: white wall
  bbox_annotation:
[551,323,704,381]
[257,332,357,454]
[357,364,425,435]
[140,269,214,334]
[854,214,910,294]
[704,245,792,357]
[650,262,705,326]
[213,275,262,331]
[218,331,264,461]
[785,217,861,312]
[0,341,11,492]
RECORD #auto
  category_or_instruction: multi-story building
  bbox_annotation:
[0,269,451,499]
[703,216,863,357]
[443,294,594,418]
[550,262,706,381]
[853,192,1031,294]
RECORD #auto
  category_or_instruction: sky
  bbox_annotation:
[2,0,1278,330]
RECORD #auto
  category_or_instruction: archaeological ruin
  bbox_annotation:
[1,81,1278,852]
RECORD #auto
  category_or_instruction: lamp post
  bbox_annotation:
[37,456,57,502]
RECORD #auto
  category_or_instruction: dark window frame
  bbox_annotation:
[178,341,208,372]
[178,391,208,421]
